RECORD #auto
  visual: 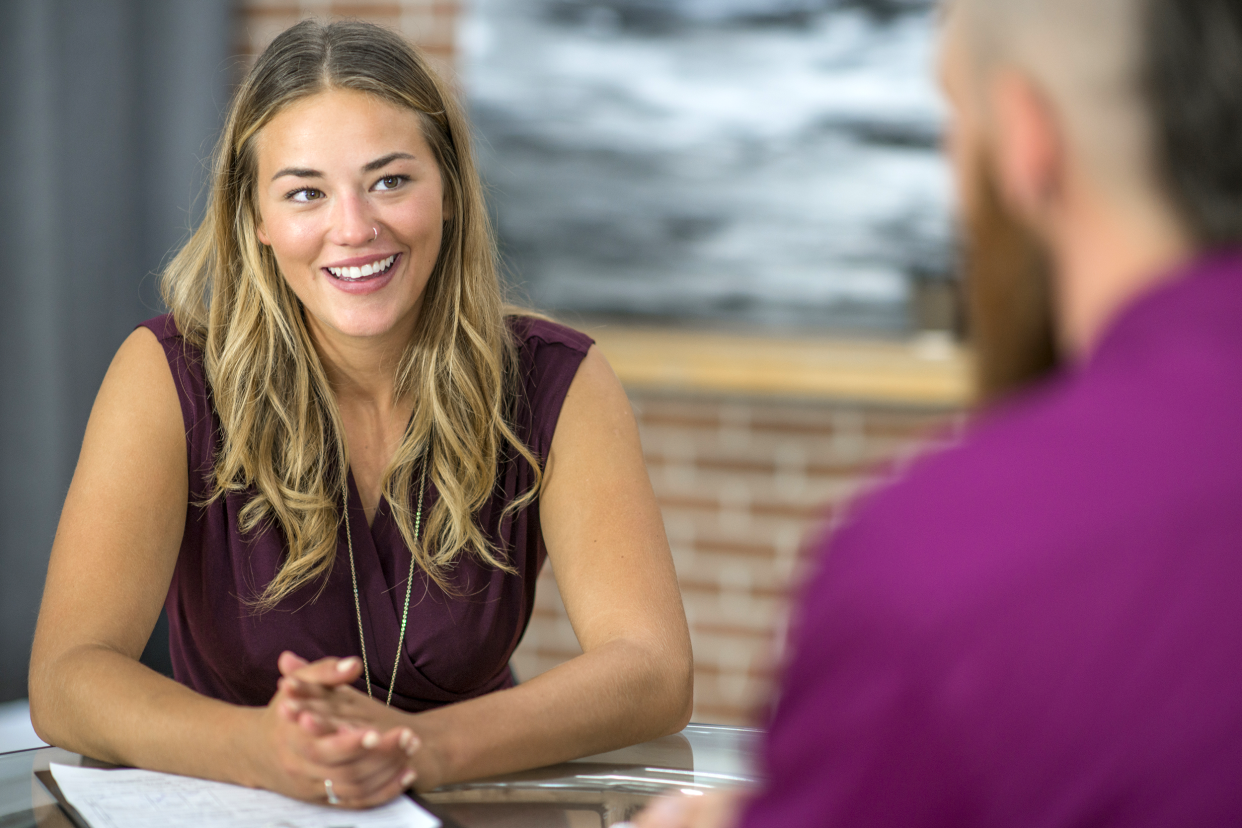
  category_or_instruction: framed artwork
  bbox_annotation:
[464,0,952,333]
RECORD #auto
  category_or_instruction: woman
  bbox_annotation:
[28,19,692,809]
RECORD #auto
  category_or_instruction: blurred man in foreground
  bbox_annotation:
[636,0,1242,824]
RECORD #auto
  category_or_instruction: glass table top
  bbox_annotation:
[0,723,761,828]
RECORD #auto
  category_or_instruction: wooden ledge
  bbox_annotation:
[585,326,974,408]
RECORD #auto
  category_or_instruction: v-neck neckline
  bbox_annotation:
[340,466,405,701]
[345,466,387,537]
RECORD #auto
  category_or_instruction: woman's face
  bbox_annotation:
[253,88,446,349]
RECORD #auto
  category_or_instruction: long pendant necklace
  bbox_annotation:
[343,462,427,706]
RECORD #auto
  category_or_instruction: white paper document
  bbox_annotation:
[49,762,440,828]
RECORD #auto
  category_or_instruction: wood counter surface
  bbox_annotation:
[586,326,973,407]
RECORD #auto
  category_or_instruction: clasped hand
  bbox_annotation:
[259,651,433,808]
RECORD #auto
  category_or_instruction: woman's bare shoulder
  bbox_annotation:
[84,327,186,475]
[108,325,181,410]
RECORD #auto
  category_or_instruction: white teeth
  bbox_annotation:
[327,254,396,280]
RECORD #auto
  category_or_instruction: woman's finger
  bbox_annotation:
[307,742,416,807]
[314,725,415,767]
[279,675,331,701]
[284,693,366,732]
[283,729,403,790]
[294,655,364,686]
[326,761,417,810]
[276,695,300,724]
[294,708,339,737]
[301,659,362,691]
[285,685,388,731]
[277,650,311,676]
[320,736,415,802]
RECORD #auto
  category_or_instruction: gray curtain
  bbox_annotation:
[0,0,234,702]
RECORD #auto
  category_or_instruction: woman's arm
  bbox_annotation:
[28,328,412,807]
[283,344,694,788]
[30,328,200,761]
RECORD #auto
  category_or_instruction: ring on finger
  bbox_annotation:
[324,778,340,806]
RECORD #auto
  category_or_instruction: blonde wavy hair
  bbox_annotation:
[161,19,541,607]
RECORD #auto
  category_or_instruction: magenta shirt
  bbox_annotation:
[141,313,591,711]
[742,250,1242,826]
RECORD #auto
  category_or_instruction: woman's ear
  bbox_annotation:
[989,69,1065,231]
[256,217,270,246]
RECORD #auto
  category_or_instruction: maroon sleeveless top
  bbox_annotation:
[140,313,592,712]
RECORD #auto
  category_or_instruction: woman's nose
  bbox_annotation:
[328,192,376,246]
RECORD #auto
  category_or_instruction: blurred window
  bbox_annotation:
[463,0,951,333]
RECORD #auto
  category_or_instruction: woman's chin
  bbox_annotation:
[306,310,415,346]
[296,272,426,347]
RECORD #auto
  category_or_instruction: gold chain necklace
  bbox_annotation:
[343,463,427,706]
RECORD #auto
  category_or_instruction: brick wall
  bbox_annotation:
[236,0,458,69]
[512,392,959,726]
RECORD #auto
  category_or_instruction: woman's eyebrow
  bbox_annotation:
[271,166,321,181]
[363,152,416,172]
[270,152,416,182]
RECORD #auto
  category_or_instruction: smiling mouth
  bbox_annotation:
[325,254,398,282]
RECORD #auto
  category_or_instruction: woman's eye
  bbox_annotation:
[288,188,323,203]
[375,175,407,192]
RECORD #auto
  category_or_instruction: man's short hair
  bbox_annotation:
[956,0,1242,247]
[1147,0,1242,245]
